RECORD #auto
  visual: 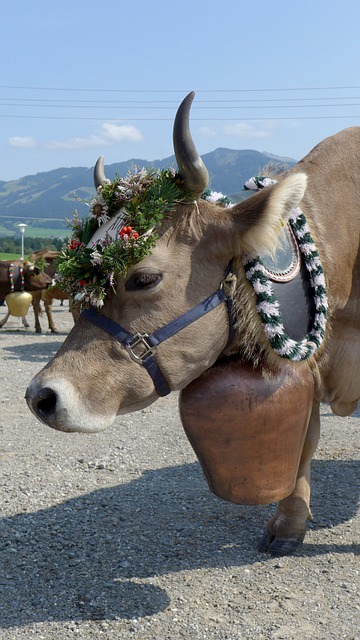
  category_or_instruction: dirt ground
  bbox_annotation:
[0,302,359,639]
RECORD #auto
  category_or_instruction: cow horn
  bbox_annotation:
[94,155,106,189]
[173,91,209,196]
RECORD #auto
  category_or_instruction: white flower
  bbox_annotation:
[97,180,111,192]
[206,191,226,203]
[90,249,103,266]
[90,293,104,308]
[89,195,110,226]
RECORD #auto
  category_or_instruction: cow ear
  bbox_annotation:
[230,172,308,255]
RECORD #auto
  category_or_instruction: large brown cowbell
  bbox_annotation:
[179,361,314,505]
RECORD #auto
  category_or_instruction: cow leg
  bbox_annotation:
[258,401,321,556]
[44,300,58,333]
[0,313,29,328]
[0,313,28,328]
[31,295,42,333]
[0,311,10,328]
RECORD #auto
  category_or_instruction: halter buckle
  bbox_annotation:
[126,333,155,364]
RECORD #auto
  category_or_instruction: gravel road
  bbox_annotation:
[0,303,359,639]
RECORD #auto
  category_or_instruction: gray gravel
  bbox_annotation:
[0,303,359,640]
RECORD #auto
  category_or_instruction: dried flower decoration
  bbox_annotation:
[55,167,187,308]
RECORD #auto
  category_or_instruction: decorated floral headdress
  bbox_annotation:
[56,165,232,309]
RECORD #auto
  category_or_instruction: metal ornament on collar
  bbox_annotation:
[81,264,236,397]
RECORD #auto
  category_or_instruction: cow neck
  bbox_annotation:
[81,263,236,397]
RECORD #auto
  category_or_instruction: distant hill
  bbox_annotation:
[0,149,296,235]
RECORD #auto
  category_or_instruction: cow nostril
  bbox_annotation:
[34,387,58,419]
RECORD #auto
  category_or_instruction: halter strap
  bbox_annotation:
[81,268,235,397]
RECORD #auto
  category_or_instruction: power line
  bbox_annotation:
[1,85,359,122]
[2,102,360,110]
[2,84,360,92]
[1,96,360,104]
[0,114,360,122]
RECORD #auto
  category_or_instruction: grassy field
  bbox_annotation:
[23,227,68,239]
[0,226,68,261]
[0,252,22,260]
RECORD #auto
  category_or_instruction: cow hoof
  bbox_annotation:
[50,329,58,333]
[258,530,305,556]
[36,328,42,334]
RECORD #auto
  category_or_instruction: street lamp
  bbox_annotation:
[18,223,27,260]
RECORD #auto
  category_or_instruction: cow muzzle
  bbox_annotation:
[26,377,116,433]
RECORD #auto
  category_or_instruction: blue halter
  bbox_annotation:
[81,267,235,397]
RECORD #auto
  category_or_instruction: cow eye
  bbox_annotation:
[125,273,162,291]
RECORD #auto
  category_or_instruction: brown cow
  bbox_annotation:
[3,250,79,333]
[28,250,72,333]
[0,260,52,328]
[26,92,360,556]
[0,259,51,298]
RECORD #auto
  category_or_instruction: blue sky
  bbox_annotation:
[1,0,360,181]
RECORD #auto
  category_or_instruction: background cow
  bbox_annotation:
[0,250,79,333]
[0,260,52,328]
[29,250,79,333]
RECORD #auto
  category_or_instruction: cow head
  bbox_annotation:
[24,262,53,290]
[26,92,307,433]
[0,260,53,292]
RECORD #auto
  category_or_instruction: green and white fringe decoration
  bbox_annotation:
[243,185,328,361]
[243,176,278,191]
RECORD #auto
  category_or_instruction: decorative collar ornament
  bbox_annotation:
[243,176,278,191]
[8,264,25,292]
[242,177,328,361]
[260,223,300,282]
[56,168,233,309]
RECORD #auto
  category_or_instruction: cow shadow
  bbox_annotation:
[2,341,63,363]
[0,458,358,628]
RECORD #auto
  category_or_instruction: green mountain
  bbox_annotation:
[0,149,295,235]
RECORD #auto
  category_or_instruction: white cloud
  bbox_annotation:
[46,135,105,150]
[46,122,143,151]
[198,126,217,139]
[9,136,37,148]
[101,123,143,143]
[223,122,274,139]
